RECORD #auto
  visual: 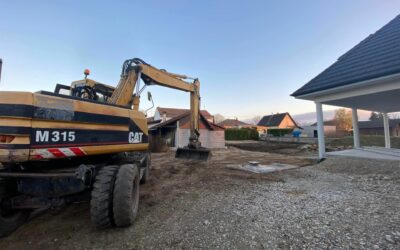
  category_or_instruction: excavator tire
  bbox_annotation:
[90,165,119,229]
[113,164,139,227]
[140,153,151,184]
[0,179,30,238]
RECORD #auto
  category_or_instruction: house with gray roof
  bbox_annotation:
[292,15,400,159]
[359,119,400,137]
[257,113,299,133]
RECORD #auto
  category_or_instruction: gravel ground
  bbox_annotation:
[0,147,399,249]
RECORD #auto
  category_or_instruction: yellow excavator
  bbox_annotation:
[0,58,210,237]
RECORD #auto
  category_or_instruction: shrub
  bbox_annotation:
[267,128,294,137]
[225,128,259,140]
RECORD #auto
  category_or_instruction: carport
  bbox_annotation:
[292,15,400,159]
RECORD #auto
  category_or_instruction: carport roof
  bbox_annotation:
[292,15,400,97]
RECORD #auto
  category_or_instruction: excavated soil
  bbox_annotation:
[0,146,399,249]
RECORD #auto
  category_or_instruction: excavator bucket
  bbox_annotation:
[175,147,211,161]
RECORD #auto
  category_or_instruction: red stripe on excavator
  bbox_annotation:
[70,147,86,156]
[31,147,86,159]
[31,141,128,148]
[47,148,66,158]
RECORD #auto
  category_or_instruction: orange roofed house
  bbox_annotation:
[257,112,299,133]
[148,107,225,150]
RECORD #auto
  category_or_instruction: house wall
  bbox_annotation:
[177,128,225,148]
[152,111,225,149]
[154,110,161,120]
[324,125,337,136]
[359,127,399,137]
[149,127,176,152]
[278,115,297,128]
[301,125,336,137]
[299,126,314,137]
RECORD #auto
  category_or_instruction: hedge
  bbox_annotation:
[225,128,259,140]
[267,128,294,137]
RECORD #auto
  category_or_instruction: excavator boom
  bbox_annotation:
[109,58,210,161]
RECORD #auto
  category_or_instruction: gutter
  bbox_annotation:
[292,72,400,100]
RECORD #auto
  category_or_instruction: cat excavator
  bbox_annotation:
[0,58,210,237]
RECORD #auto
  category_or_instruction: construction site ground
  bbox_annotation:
[1,141,399,249]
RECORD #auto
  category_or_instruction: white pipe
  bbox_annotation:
[351,108,360,148]
[383,113,391,148]
[315,102,325,159]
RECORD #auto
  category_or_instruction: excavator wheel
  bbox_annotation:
[0,179,30,238]
[113,164,140,227]
[90,165,119,229]
[140,153,151,184]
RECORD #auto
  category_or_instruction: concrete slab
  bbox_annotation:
[326,147,400,161]
[226,162,299,174]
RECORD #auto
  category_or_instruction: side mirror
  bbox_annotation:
[144,91,154,117]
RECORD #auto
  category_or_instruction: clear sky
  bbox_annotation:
[1,1,399,119]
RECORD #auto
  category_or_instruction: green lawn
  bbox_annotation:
[327,135,400,149]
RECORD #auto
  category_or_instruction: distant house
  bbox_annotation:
[257,112,299,133]
[301,120,337,137]
[154,107,214,123]
[217,119,252,129]
[148,108,224,150]
[359,119,400,137]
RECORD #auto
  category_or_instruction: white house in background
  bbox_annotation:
[148,107,224,149]
[301,121,336,138]
[292,15,400,159]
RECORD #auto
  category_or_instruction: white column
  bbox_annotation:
[383,113,391,148]
[315,102,325,159]
[351,108,360,148]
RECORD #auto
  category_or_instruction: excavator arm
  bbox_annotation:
[109,58,209,160]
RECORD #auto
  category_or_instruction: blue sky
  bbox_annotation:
[1,1,399,119]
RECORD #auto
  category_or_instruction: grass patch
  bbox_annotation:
[328,135,400,149]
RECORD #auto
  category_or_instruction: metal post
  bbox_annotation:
[315,102,325,159]
[351,108,360,148]
[383,113,391,148]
